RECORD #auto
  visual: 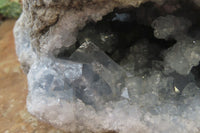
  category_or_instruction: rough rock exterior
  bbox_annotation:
[14,0,200,132]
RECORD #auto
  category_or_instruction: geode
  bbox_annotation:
[14,0,200,132]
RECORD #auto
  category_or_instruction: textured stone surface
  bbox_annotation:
[14,0,200,132]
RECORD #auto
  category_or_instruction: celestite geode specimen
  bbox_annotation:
[14,0,200,132]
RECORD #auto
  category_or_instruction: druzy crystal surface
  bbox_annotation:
[14,0,200,132]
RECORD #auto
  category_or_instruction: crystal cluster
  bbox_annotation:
[14,0,200,132]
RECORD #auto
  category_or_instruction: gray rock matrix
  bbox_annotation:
[14,0,200,132]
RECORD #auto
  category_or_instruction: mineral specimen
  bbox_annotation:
[14,0,200,132]
[70,41,126,101]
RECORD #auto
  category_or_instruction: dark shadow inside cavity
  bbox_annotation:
[56,0,200,61]
[57,0,200,61]
[191,63,200,88]
[55,44,79,59]
[56,2,177,60]
[74,2,177,74]
[56,0,200,104]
